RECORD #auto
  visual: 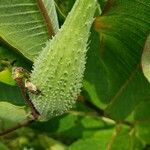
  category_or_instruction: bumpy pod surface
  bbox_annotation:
[29,0,97,120]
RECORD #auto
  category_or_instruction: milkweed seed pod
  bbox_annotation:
[29,0,97,120]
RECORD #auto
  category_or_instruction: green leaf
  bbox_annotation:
[142,34,150,83]
[134,101,150,122]
[0,68,16,85]
[0,82,24,105]
[55,0,75,17]
[0,142,9,150]
[68,138,107,150]
[110,126,131,150]
[35,135,66,150]
[108,125,144,150]
[97,0,107,10]
[136,123,150,145]
[134,101,150,145]
[83,30,108,109]
[105,69,150,120]
[31,107,114,143]
[84,0,150,120]
[0,102,27,129]
[0,45,32,85]
[0,45,32,69]
[68,128,114,150]
[0,0,59,60]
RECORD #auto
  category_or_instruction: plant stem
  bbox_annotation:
[15,77,40,119]
[0,69,40,136]
[83,100,104,116]
[0,118,34,136]
[37,0,55,36]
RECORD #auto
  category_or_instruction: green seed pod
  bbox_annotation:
[29,0,97,120]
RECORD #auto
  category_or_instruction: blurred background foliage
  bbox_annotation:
[0,0,150,149]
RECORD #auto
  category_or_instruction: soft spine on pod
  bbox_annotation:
[29,0,97,120]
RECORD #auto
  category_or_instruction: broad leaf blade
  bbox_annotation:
[0,0,59,61]
[0,82,24,105]
[68,128,114,150]
[106,125,144,150]
[0,102,27,129]
[134,101,150,145]
[84,0,150,120]
[0,142,9,150]
[0,69,16,85]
